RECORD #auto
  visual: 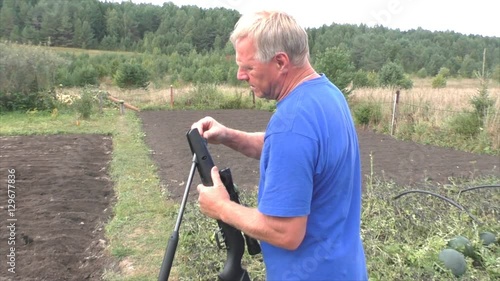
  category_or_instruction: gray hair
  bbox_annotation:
[229,10,310,66]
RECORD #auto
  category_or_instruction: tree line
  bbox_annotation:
[1,0,499,80]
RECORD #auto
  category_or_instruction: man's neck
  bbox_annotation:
[276,65,319,101]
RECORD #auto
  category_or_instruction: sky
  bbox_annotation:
[109,0,500,38]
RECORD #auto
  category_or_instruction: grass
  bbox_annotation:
[1,80,499,280]
[103,111,176,280]
[0,109,115,135]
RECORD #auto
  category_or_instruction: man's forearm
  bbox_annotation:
[223,130,264,159]
[218,201,307,251]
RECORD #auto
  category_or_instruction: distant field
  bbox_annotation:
[92,77,500,111]
[352,78,500,116]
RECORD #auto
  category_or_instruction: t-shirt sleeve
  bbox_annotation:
[258,132,317,217]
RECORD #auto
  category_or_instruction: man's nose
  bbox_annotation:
[236,68,248,81]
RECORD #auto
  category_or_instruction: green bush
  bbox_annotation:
[220,94,244,109]
[114,62,150,89]
[379,62,413,90]
[447,112,482,137]
[254,99,276,112]
[0,42,67,98]
[432,74,447,88]
[417,68,428,78]
[73,64,99,87]
[185,83,224,109]
[352,102,382,126]
[72,87,97,119]
[353,70,378,88]
[0,90,57,113]
[314,47,356,96]
[470,85,494,118]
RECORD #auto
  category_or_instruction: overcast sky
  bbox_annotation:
[109,0,500,37]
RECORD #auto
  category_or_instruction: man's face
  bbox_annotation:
[234,37,282,100]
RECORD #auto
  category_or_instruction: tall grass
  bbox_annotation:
[96,83,276,112]
[350,78,500,154]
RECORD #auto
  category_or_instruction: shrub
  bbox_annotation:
[0,42,67,98]
[470,83,494,119]
[220,94,244,109]
[73,64,99,87]
[432,74,447,88]
[447,112,482,137]
[72,87,97,119]
[175,83,225,109]
[379,62,413,90]
[417,68,428,78]
[114,62,150,89]
[352,102,382,126]
[438,67,450,77]
[353,70,378,88]
[0,90,57,113]
[314,47,356,96]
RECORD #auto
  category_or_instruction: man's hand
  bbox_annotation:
[191,117,228,145]
[197,166,230,220]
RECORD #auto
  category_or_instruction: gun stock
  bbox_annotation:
[186,128,260,281]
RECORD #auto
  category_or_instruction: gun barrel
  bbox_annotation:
[158,154,197,281]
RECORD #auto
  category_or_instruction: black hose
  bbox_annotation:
[393,189,482,224]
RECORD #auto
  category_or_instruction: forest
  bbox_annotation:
[1,0,499,80]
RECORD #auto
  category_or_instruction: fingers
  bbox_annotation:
[211,166,221,185]
[196,166,225,220]
[191,117,226,144]
[191,116,214,137]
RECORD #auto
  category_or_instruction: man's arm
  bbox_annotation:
[222,129,264,160]
[197,166,307,250]
[220,201,307,250]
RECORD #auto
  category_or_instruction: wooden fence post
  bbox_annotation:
[390,90,400,135]
[119,100,125,115]
[170,85,174,108]
[98,92,103,114]
[251,91,255,107]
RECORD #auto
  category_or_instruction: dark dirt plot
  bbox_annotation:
[139,109,499,200]
[0,134,115,281]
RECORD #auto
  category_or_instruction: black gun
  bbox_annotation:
[158,128,260,281]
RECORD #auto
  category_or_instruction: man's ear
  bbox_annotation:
[274,52,289,71]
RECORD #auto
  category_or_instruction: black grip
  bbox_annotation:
[220,169,261,256]
[216,220,248,281]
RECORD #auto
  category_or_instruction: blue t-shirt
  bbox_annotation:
[258,74,368,281]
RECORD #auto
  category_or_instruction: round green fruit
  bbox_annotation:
[479,231,497,246]
[438,248,467,277]
[447,235,475,258]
